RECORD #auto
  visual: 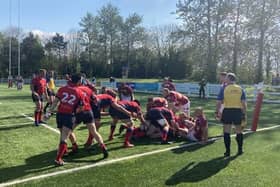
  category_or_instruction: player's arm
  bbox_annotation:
[137,112,147,125]
[111,102,135,117]
[44,86,49,101]
[30,82,38,95]
[131,93,135,101]
[49,97,59,113]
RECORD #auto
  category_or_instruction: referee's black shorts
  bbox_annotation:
[221,108,242,125]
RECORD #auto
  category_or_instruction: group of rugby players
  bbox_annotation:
[30,69,208,166]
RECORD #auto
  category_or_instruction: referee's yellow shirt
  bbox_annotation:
[217,84,246,108]
[48,78,55,90]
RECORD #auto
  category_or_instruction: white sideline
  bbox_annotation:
[1,125,279,187]
[21,114,60,134]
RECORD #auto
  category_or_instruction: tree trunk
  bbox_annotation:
[256,0,266,83]
[232,0,241,74]
[206,0,213,82]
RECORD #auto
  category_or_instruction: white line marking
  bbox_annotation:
[0,122,33,128]
[21,114,60,134]
[1,125,279,187]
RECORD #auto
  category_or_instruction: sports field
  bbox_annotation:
[1,84,280,187]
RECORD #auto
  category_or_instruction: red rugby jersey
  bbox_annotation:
[96,94,115,109]
[56,85,83,114]
[78,86,94,111]
[31,77,47,95]
[166,91,189,105]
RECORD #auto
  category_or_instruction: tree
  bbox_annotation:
[97,3,122,75]
[121,13,144,77]
[21,32,45,76]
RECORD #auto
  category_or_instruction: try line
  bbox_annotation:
[1,125,279,187]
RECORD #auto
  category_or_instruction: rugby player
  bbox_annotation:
[84,91,135,148]
[118,83,134,101]
[74,84,108,157]
[162,88,190,116]
[30,69,49,126]
[108,100,146,147]
[145,107,177,144]
[49,74,84,166]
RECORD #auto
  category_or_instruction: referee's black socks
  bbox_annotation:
[236,133,243,154]
[224,133,231,155]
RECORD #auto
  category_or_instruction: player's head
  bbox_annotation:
[65,74,71,81]
[101,86,106,94]
[226,72,236,83]
[162,88,170,97]
[194,107,204,117]
[133,99,141,106]
[71,73,82,85]
[39,69,47,78]
[106,89,117,98]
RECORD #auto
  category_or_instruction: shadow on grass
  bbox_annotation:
[0,148,107,183]
[0,150,57,183]
[0,123,32,131]
[0,95,32,101]
[165,155,238,185]
[0,115,28,121]
[172,140,215,154]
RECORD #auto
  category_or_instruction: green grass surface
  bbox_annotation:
[0,84,279,186]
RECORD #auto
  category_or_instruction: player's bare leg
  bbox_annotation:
[108,118,118,141]
[86,122,108,158]
[124,120,134,148]
[55,126,72,166]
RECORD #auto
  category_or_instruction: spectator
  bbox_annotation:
[199,78,206,99]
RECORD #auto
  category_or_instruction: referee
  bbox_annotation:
[216,73,247,157]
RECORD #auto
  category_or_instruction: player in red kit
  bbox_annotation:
[108,100,146,147]
[161,77,176,91]
[145,107,177,144]
[163,88,190,116]
[118,83,134,101]
[84,92,134,148]
[30,69,49,126]
[49,74,84,166]
[74,84,108,157]
[146,97,168,112]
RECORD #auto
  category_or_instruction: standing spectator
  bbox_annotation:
[199,78,206,99]
[16,76,24,90]
[161,77,176,91]
[8,75,13,88]
[92,76,96,85]
[216,73,247,157]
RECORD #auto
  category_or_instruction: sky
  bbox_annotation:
[0,0,180,34]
